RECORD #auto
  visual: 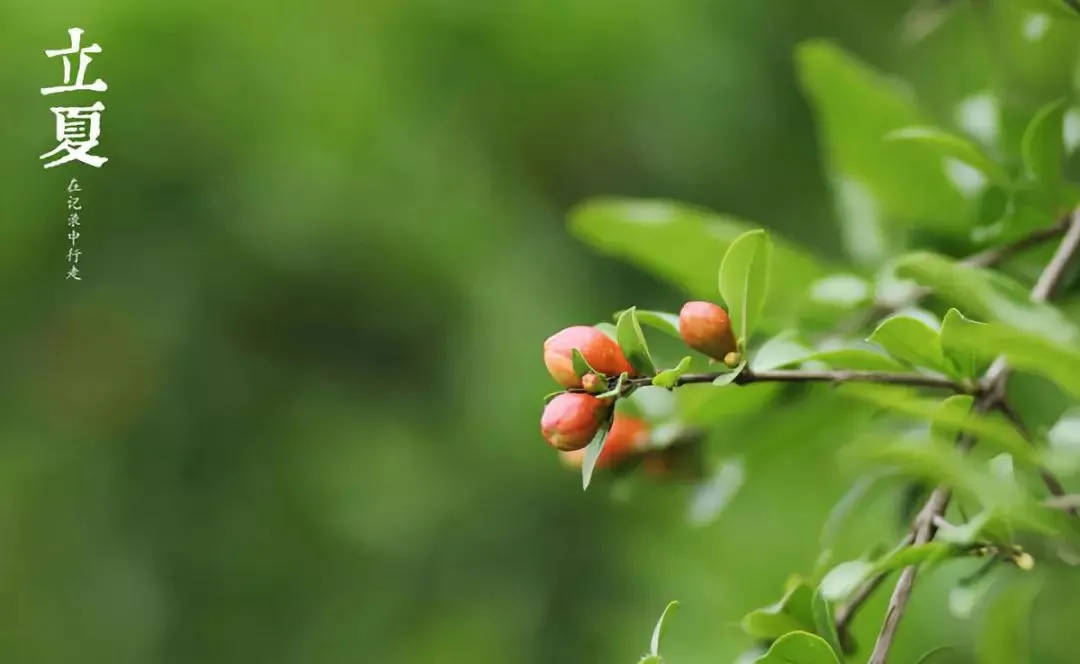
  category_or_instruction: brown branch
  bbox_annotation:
[615,368,974,393]
[864,208,1080,664]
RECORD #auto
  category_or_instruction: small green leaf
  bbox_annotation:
[753,631,841,664]
[1021,99,1067,187]
[616,309,682,339]
[616,307,657,376]
[571,348,601,379]
[595,372,629,400]
[581,413,614,491]
[867,315,952,375]
[719,229,772,348]
[649,600,679,657]
[742,583,815,639]
[594,322,618,341]
[811,589,844,660]
[940,308,984,378]
[886,126,1007,183]
[712,362,746,385]
[653,356,693,388]
[542,391,564,404]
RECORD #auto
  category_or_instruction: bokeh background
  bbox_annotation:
[2,1,1079,662]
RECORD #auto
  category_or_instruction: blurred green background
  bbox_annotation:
[2,1,1079,662]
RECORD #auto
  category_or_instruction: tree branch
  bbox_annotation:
[864,208,1080,664]
[615,368,973,393]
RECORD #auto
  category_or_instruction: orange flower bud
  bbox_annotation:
[556,413,650,469]
[543,325,633,388]
[678,301,736,360]
[541,393,608,451]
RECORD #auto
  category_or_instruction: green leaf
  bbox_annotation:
[975,579,1041,664]
[940,308,984,378]
[542,391,564,404]
[894,252,1077,345]
[867,315,952,375]
[811,589,844,660]
[581,414,614,491]
[718,229,772,348]
[653,356,692,389]
[712,362,746,385]
[931,394,975,443]
[886,126,1007,183]
[617,309,681,339]
[616,307,657,376]
[571,348,601,379]
[1021,100,1067,187]
[753,631,841,664]
[594,322,618,341]
[796,40,976,263]
[751,332,812,371]
[742,583,815,639]
[807,348,907,372]
[819,560,874,601]
[595,372,629,400]
[569,199,825,330]
[942,317,1080,400]
[649,600,679,657]
[915,646,956,664]
[637,657,662,664]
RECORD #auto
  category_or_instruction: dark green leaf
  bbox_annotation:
[653,356,692,388]
[616,307,657,375]
[753,631,841,664]
[718,229,772,347]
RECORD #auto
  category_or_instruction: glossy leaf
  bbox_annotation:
[753,631,841,664]
[571,348,601,379]
[718,229,772,347]
[616,307,657,375]
[886,126,1007,183]
[653,356,692,388]
[867,315,952,375]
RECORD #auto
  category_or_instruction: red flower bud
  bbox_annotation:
[678,301,736,360]
[556,414,649,469]
[543,325,634,388]
[541,393,609,451]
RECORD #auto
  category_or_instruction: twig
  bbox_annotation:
[864,208,1080,664]
[612,368,974,394]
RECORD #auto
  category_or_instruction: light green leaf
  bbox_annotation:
[542,391,564,404]
[616,309,681,339]
[571,348,601,379]
[1021,100,1067,187]
[753,631,841,664]
[616,307,657,376]
[637,657,662,664]
[931,394,975,443]
[595,372,629,400]
[594,322,618,341]
[886,126,1007,183]
[752,332,811,371]
[712,362,746,385]
[653,356,693,389]
[940,308,984,378]
[942,318,1080,400]
[915,646,956,663]
[894,252,1077,344]
[819,560,874,601]
[742,583,815,639]
[811,589,844,660]
[581,415,614,491]
[649,601,679,657]
[807,348,907,372]
[718,229,772,348]
[867,315,952,374]
[569,199,825,330]
[976,579,1041,664]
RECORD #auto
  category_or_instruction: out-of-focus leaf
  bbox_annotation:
[1040,0,1080,19]
[811,589,844,661]
[1021,100,1067,187]
[894,252,1077,344]
[752,332,812,371]
[581,415,614,491]
[712,362,746,385]
[753,631,840,664]
[886,126,1007,183]
[616,307,657,376]
[931,394,975,443]
[615,309,681,339]
[741,583,815,639]
[940,308,984,378]
[687,458,744,526]
[975,579,1041,664]
[809,273,871,309]
[648,600,679,657]
[569,199,825,330]
[819,560,874,601]
[808,348,908,371]
[594,322,617,340]
[796,40,975,265]
[571,348,601,379]
[637,657,662,664]
[653,356,692,388]
[941,316,1080,400]
[867,315,952,375]
[915,646,957,663]
[719,229,772,348]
